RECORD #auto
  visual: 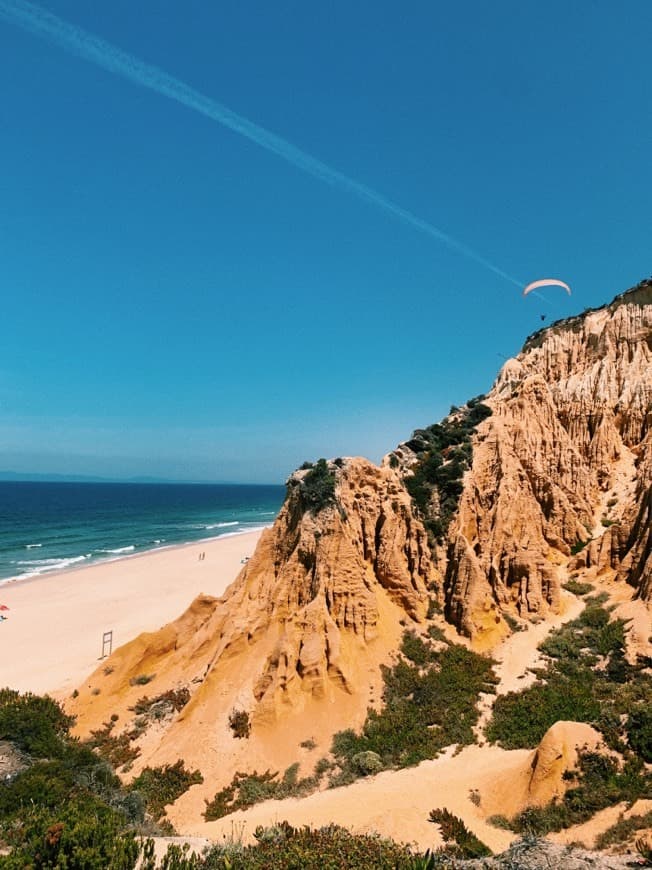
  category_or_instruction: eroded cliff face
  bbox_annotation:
[70,459,434,783]
[437,283,652,638]
[70,281,651,800]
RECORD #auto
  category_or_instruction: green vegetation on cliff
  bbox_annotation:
[287,457,338,515]
[485,597,652,836]
[330,630,497,779]
[401,398,492,543]
[486,597,652,752]
[203,630,497,818]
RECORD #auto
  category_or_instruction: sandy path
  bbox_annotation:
[0,531,262,697]
[475,591,586,737]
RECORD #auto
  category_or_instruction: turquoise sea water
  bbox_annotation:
[0,481,284,584]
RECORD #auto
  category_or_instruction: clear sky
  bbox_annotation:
[1,1,651,483]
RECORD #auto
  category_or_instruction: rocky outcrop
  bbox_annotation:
[525,721,605,808]
[416,283,652,637]
[70,458,434,780]
[485,721,606,818]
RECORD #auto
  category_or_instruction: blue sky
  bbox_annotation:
[1,0,651,483]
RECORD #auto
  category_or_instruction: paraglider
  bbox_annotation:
[523,278,571,297]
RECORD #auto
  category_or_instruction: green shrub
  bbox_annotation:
[0,692,212,867]
[403,400,491,544]
[85,717,141,768]
[1,801,142,869]
[0,689,74,758]
[130,759,203,821]
[627,706,652,762]
[486,669,602,749]
[130,673,155,686]
[570,539,590,555]
[562,579,594,596]
[486,597,652,833]
[228,708,251,739]
[400,631,434,666]
[428,808,491,858]
[351,751,383,776]
[297,459,337,514]
[596,809,652,848]
[130,687,190,718]
[203,765,319,821]
[331,633,497,778]
[202,821,417,869]
[502,611,522,633]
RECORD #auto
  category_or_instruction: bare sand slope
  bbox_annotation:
[182,744,528,853]
[0,531,262,697]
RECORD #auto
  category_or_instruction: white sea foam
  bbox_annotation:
[205,521,239,529]
[25,543,43,549]
[210,524,269,540]
[99,545,136,554]
[14,554,90,578]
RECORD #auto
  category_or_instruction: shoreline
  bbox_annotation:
[0,524,271,590]
[0,528,265,698]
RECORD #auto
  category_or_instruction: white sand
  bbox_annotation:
[0,531,262,698]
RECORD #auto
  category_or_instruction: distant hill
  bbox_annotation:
[0,472,257,485]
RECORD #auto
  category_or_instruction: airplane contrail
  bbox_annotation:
[0,0,522,287]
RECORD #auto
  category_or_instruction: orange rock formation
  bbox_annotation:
[69,281,652,831]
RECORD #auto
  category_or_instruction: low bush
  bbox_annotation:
[627,705,652,762]
[596,809,652,848]
[130,673,155,686]
[486,597,652,834]
[296,458,337,514]
[1,801,142,869]
[130,760,203,821]
[0,691,150,867]
[228,708,251,739]
[85,717,141,769]
[562,579,594,596]
[130,687,190,718]
[331,632,497,778]
[202,820,417,869]
[203,765,318,821]
[428,808,491,859]
[570,539,590,555]
[0,689,74,758]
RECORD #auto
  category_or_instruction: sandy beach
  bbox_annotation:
[0,530,263,698]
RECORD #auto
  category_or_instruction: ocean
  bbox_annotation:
[0,481,285,584]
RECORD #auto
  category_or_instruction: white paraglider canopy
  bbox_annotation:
[523,278,571,297]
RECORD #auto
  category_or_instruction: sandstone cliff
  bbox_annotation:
[69,280,652,829]
[70,458,435,785]
[393,281,652,640]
